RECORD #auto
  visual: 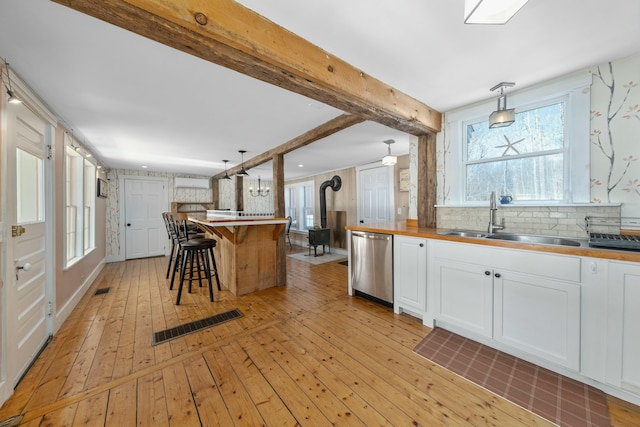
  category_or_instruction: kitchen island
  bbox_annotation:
[189,216,288,296]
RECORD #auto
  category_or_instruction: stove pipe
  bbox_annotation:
[319,175,342,229]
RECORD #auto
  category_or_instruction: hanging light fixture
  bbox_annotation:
[381,139,397,166]
[464,0,529,24]
[237,150,249,176]
[2,58,22,104]
[221,160,232,180]
[489,82,516,128]
[249,176,270,197]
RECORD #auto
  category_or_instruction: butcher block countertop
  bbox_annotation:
[346,221,640,263]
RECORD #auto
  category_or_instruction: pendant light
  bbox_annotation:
[249,176,270,197]
[221,160,232,180]
[237,150,249,176]
[489,82,515,128]
[381,139,397,166]
[2,58,22,104]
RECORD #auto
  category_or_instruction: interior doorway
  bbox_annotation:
[121,176,168,259]
[356,163,395,224]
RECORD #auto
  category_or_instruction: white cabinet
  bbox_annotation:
[432,240,581,370]
[606,261,640,396]
[393,235,427,318]
[494,271,580,371]
[434,259,493,337]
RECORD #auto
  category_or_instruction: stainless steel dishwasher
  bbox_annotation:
[350,231,393,306]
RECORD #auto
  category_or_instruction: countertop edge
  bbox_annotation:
[346,223,640,263]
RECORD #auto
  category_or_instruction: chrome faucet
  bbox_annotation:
[488,191,505,234]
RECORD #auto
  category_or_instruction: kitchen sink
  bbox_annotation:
[485,233,582,247]
[439,230,488,238]
[439,230,585,247]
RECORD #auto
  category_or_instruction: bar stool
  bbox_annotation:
[163,212,205,279]
[170,220,221,305]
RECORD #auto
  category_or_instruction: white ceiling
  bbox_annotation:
[1,0,639,180]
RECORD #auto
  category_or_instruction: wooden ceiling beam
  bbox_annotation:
[212,113,364,179]
[52,0,441,135]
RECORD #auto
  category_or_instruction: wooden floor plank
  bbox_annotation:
[258,326,394,426]
[182,354,234,426]
[202,347,267,426]
[161,361,201,426]
[71,391,108,426]
[136,371,169,427]
[219,340,298,426]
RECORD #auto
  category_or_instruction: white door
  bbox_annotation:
[357,164,394,224]
[5,101,52,387]
[124,178,167,259]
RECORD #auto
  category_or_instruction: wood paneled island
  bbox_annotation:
[189,217,287,296]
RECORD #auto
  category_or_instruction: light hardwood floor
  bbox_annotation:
[0,247,638,426]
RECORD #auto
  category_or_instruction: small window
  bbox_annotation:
[65,135,96,266]
[285,181,315,231]
[464,101,566,202]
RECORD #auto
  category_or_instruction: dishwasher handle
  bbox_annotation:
[352,231,392,240]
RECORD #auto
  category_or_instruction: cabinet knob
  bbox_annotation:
[494,272,501,278]
[419,243,424,247]
[484,271,491,276]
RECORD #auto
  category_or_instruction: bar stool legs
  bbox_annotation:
[173,241,220,305]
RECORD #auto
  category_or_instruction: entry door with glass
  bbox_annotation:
[4,101,52,387]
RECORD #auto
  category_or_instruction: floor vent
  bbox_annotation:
[94,287,111,296]
[152,309,243,345]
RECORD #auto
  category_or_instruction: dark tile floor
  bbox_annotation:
[414,328,611,427]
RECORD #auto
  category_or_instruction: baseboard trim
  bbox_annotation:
[54,259,105,332]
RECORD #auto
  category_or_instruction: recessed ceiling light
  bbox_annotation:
[298,164,304,168]
[141,165,148,169]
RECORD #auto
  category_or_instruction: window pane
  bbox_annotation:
[467,103,564,162]
[16,148,44,223]
[466,154,564,202]
[84,159,96,252]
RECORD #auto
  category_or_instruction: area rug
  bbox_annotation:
[414,328,610,427]
[287,251,347,265]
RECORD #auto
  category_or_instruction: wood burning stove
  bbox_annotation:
[308,228,331,256]
[308,175,341,257]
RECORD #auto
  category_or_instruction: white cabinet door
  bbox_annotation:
[494,272,581,371]
[393,235,427,316]
[435,259,494,338]
[607,261,640,396]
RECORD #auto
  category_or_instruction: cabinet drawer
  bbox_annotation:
[433,240,581,282]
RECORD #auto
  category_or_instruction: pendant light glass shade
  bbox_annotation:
[489,82,516,128]
[381,139,397,166]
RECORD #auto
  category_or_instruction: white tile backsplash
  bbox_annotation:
[436,205,621,238]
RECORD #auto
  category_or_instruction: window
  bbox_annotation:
[445,73,591,204]
[65,138,96,266]
[464,101,566,202]
[285,181,315,231]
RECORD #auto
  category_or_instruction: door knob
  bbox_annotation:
[16,262,32,272]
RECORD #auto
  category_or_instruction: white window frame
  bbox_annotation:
[285,180,315,231]
[64,134,96,267]
[445,72,591,205]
